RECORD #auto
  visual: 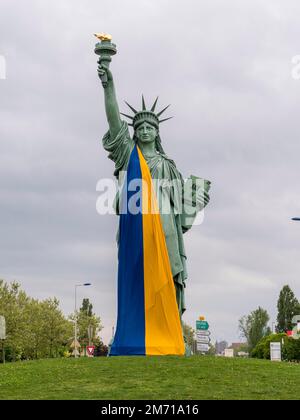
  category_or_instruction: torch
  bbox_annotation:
[94,33,117,88]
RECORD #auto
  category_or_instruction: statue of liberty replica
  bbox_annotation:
[95,34,211,356]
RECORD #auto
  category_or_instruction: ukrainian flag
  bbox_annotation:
[110,145,185,356]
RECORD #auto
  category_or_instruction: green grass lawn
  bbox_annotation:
[0,356,299,400]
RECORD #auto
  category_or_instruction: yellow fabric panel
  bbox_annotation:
[137,147,185,356]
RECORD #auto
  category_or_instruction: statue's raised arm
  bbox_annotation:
[95,33,122,139]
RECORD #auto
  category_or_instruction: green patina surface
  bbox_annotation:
[97,37,211,318]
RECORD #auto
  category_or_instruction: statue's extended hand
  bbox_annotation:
[97,62,113,89]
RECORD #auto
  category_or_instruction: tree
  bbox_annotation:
[94,337,109,357]
[0,281,30,361]
[0,280,74,361]
[276,285,300,333]
[77,298,103,351]
[239,307,270,354]
[80,298,93,317]
[21,297,73,359]
[23,299,44,359]
[40,298,73,358]
[182,322,195,349]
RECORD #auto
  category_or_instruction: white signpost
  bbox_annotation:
[270,342,281,362]
[197,343,210,352]
[196,336,210,344]
[196,317,211,354]
[196,330,210,336]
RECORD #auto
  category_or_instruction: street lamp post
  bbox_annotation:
[74,283,91,358]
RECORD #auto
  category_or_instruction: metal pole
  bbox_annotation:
[74,283,91,358]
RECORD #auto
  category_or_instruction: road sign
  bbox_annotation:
[196,330,210,337]
[197,343,209,352]
[196,320,209,330]
[0,316,5,340]
[196,331,210,337]
[86,345,95,357]
[270,342,281,362]
[196,336,210,344]
[195,317,211,353]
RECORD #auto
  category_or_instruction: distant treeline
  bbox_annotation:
[0,280,107,362]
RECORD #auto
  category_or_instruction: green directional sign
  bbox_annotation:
[196,320,209,331]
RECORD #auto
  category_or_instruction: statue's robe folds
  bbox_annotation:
[103,122,207,355]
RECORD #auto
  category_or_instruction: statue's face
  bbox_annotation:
[135,122,157,144]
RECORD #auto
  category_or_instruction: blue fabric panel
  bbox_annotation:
[110,145,145,356]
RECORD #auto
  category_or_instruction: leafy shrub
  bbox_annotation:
[251,333,286,359]
[282,338,300,362]
[251,333,300,361]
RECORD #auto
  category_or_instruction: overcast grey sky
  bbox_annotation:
[1,0,300,345]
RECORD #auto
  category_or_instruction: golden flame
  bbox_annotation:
[94,33,112,41]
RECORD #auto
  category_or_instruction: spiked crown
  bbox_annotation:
[120,96,172,130]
